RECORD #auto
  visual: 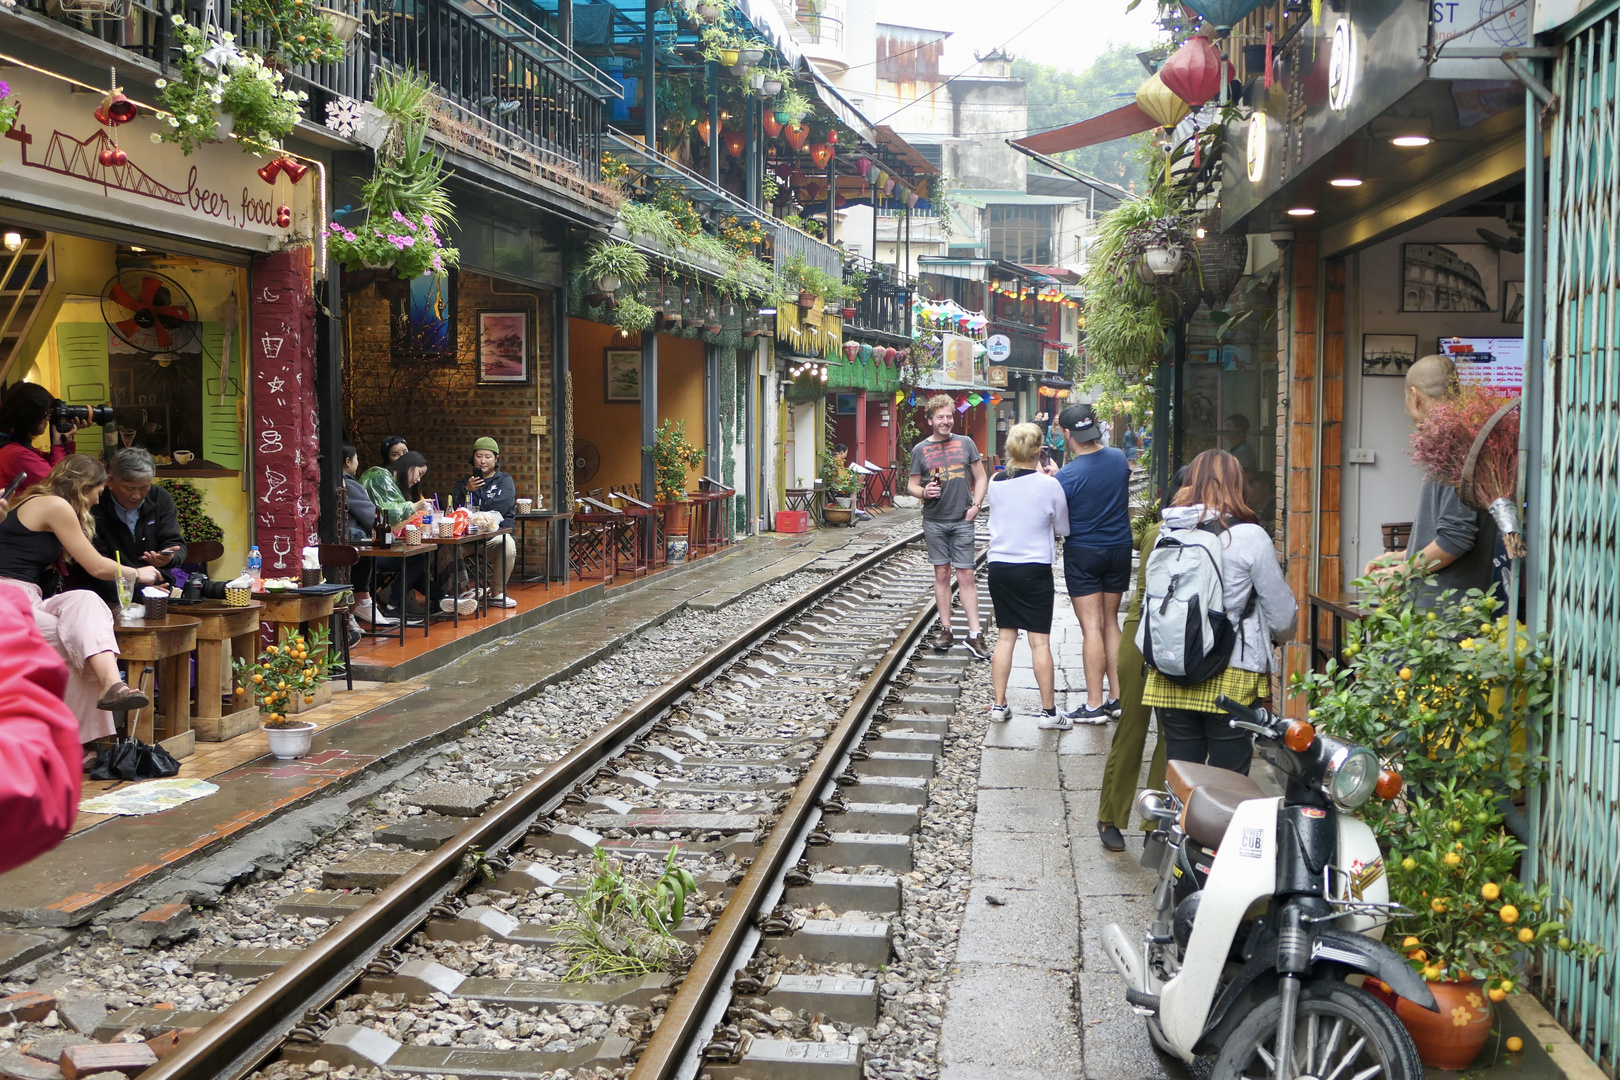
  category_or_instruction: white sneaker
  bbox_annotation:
[988,704,1012,723]
[494,595,518,608]
[439,596,477,615]
[1037,710,1074,731]
[355,598,397,626]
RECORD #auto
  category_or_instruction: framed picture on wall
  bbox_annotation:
[392,271,457,359]
[1362,334,1418,377]
[1503,280,1525,323]
[476,311,529,384]
[604,348,641,402]
[1401,243,1498,312]
[834,393,857,415]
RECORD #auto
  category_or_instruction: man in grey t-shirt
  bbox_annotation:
[1367,354,1499,605]
[909,393,988,658]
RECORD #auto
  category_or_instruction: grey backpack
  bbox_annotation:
[1135,520,1250,686]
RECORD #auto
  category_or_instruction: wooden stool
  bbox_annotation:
[113,612,200,760]
[183,600,265,742]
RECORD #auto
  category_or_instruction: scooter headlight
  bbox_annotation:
[1322,742,1380,810]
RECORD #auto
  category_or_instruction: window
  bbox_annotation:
[987,205,1052,264]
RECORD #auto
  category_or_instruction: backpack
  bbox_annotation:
[1136,519,1254,686]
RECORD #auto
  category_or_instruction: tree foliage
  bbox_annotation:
[1011,45,1152,194]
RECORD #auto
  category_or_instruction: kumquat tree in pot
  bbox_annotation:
[1293,563,1599,1069]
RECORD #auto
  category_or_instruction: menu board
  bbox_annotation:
[1440,337,1524,393]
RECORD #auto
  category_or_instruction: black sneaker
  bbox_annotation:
[962,633,990,661]
[1063,702,1111,725]
[1104,698,1123,719]
[1098,822,1126,852]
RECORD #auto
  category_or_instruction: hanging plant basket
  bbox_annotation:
[718,48,740,67]
[213,109,236,139]
[1196,211,1247,310]
[763,78,783,96]
[1142,246,1185,276]
[798,290,819,310]
[696,0,720,20]
[318,6,364,44]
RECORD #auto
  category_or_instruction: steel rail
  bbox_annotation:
[629,549,979,1080]
[146,528,924,1080]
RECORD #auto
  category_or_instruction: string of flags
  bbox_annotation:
[896,391,1002,409]
[913,299,990,339]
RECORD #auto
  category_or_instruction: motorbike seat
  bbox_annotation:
[1166,761,1266,849]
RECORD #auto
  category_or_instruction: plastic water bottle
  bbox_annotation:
[246,545,262,589]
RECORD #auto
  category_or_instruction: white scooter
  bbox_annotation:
[1103,696,1438,1080]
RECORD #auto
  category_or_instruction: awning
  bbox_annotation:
[806,65,878,146]
[735,0,802,66]
[875,125,938,176]
[1012,103,1158,155]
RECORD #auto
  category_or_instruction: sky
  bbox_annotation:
[875,0,1160,75]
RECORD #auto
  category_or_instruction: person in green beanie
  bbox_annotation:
[453,437,518,607]
[1095,468,1187,853]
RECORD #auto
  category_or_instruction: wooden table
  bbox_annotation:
[352,542,435,646]
[514,510,571,587]
[113,612,200,759]
[429,526,513,619]
[175,600,264,743]
[1308,590,1368,674]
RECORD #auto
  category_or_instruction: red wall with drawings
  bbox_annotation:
[250,249,320,575]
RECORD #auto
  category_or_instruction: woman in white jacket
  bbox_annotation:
[986,423,1071,728]
[1141,449,1297,773]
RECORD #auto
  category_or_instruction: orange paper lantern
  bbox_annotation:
[762,113,783,138]
[695,118,712,144]
[807,142,833,169]
[784,122,810,151]
[1136,72,1191,129]
[724,129,746,157]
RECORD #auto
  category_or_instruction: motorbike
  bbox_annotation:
[1102,695,1439,1080]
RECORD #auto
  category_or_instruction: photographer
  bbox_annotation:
[64,448,187,605]
[452,437,517,608]
[0,384,90,498]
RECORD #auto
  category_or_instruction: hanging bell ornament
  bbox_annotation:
[276,205,292,228]
[257,159,285,184]
[277,157,311,183]
[95,90,138,127]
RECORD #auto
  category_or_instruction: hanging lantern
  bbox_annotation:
[1136,71,1191,129]
[696,117,713,144]
[906,192,920,208]
[845,341,860,361]
[856,156,872,177]
[883,176,897,196]
[763,113,783,138]
[784,123,810,151]
[724,129,746,157]
[1159,34,1226,106]
[858,343,874,363]
[1179,0,1267,34]
[871,167,887,188]
[826,129,838,145]
[807,142,833,169]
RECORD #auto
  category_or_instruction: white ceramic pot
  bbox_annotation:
[596,272,621,294]
[214,110,236,139]
[1143,246,1184,276]
[264,721,317,760]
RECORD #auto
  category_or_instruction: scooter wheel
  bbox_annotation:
[1212,981,1421,1080]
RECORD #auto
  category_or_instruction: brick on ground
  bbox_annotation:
[58,1043,157,1080]
[0,993,55,1025]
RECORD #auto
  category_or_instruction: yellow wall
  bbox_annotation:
[567,323,709,496]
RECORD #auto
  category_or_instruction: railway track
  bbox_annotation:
[92,527,983,1080]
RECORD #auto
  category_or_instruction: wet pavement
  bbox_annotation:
[0,515,918,957]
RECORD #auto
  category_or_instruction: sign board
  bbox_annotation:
[1042,348,1061,373]
[987,365,1008,388]
[985,334,1012,363]
[0,67,315,252]
[941,334,977,386]
[1431,0,1531,79]
[1440,336,1525,392]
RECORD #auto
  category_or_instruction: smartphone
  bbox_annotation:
[1,472,26,504]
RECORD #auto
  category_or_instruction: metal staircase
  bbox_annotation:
[0,237,56,384]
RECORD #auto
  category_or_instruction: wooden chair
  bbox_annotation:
[319,543,360,691]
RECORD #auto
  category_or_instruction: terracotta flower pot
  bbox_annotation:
[1373,978,1493,1071]
[659,499,692,537]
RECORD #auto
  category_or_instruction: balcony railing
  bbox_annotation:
[845,254,912,340]
[17,0,604,181]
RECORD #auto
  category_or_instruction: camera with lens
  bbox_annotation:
[180,574,228,602]
[52,401,116,434]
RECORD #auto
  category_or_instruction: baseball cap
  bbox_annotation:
[1057,404,1101,442]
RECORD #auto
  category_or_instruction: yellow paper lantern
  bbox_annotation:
[1136,72,1191,130]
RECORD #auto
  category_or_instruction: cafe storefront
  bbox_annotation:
[0,61,324,581]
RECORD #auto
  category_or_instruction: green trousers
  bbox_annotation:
[1097,616,1168,829]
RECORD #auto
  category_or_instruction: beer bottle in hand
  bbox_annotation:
[922,470,941,511]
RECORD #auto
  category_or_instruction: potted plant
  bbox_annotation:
[819,451,858,525]
[233,627,335,759]
[327,69,461,279]
[699,23,746,66]
[759,69,785,97]
[583,240,649,304]
[775,85,811,125]
[236,0,348,65]
[155,18,305,154]
[1110,213,1196,279]
[644,418,706,536]
[1299,566,1594,1070]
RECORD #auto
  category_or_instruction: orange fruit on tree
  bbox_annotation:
[1402,936,1420,948]
[1500,979,1514,993]
[1399,667,1412,681]
[1500,905,1520,924]
[1481,882,1501,900]
[1408,948,1427,962]
[1431,897,1449,913]
[1518,927,1535,944]
[1443,852,1462,866]
[235,686,245,696]
[1422,964,1442,980]
[1489,987,1507,1002]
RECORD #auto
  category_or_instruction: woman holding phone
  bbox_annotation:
[0,455,162,757]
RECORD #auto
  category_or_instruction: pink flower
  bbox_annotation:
[342,230,357,242]
[421,214,434,230]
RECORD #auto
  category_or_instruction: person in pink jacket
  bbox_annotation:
[0,383,85,498]
[0,587,82,875]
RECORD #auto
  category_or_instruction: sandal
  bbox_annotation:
[95,682,150,712]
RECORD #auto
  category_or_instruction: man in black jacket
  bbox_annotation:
[68,448,187,605]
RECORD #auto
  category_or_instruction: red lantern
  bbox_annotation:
[696,117,712,144]
[724,129,745,157]
[826,129,837,144]
[1158,33,1225,107]
[807,142,832,169]
[784,122,810,151]
[762,113,783,138]
[885,347,899,364]
[856,156,872,177]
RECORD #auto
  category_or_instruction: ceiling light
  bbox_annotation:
[2,232,21,252]
[1329,177,1363,187]
[1287,207,1317,217]
[1391,135,1432,147]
